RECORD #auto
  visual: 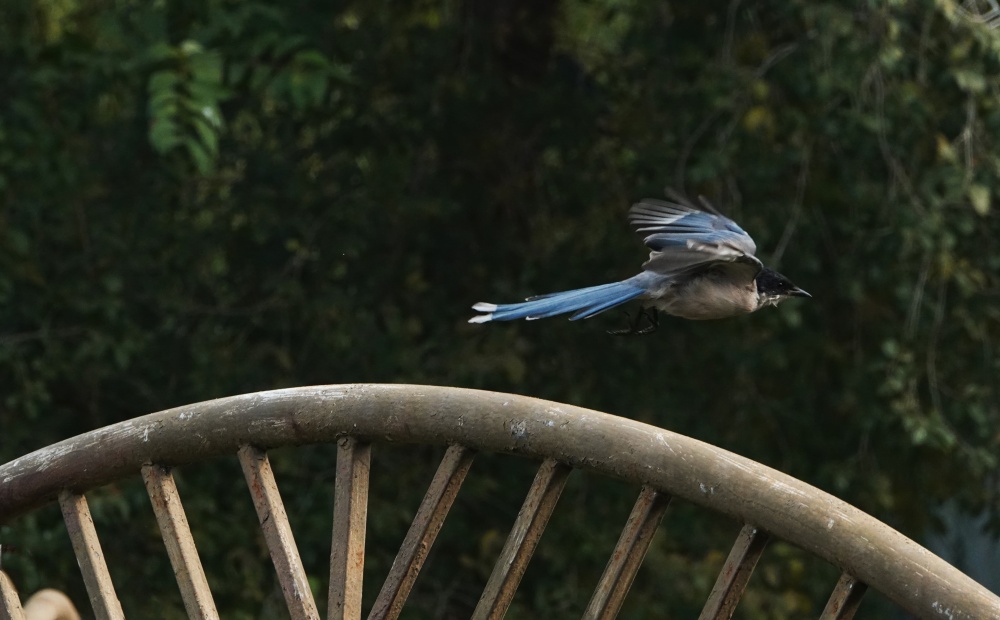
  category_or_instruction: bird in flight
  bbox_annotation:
[469,192,810,334]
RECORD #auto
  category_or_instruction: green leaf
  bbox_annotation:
[184,136,214,173]
[968,184,991,215]
[179,40,204,56]
[293,49,331,69]
[953,68,987,93]
[187,80,230,105]
[148,118,180,153]
[148,70,179,94]
[935,134,957,164]
[189,51,224,85]
[143,42,175,63]
[190,113,220,155]
[148,88,180,114]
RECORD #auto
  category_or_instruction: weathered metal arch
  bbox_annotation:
[0,384,997,619]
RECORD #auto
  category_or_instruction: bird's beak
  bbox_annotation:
[789,287,811,298]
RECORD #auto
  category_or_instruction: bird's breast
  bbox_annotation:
[647,274,759,320]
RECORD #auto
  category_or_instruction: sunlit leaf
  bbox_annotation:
[968,183,991,215]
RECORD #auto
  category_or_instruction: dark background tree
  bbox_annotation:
[2,0,999,617]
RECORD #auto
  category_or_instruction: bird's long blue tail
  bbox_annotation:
[469,280,645,323]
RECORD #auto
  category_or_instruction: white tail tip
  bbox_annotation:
[470,302,498,323]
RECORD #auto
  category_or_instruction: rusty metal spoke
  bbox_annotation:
[697,524,770,620]
[472,458,571,620]
[141,464,219,620]
[819,573,868,620]
[328,437,372,620]
[584,486,671,619]
[369,445,475,620]
[0,570,25,620]
[58,492,125,620]
[238,445,320,620]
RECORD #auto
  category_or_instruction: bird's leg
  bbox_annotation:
[608,307,656,336]
[635,308,659,335]
[607,310,636,336]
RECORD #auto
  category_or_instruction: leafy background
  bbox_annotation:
[2,0,1000,617]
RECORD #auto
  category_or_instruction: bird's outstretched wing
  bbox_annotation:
[628,192,762,277]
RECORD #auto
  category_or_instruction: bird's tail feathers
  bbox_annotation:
[469,281,645,323]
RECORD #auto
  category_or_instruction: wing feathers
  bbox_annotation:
[628,195,760,278]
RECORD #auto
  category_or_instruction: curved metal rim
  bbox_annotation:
[0,384,996,619]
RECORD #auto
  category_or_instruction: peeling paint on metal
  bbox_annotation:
[34,444,75,472]
[510,420,527,440]
[932,601,956,619]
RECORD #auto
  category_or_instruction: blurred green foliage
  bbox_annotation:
[2,0,999,617]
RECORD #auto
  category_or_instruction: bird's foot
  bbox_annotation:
[608,308,658,336]
[607,324,633,336]
[607,311,637,336]
[635,308,659,335]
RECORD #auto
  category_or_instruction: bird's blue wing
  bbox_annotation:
[628,195,762,277]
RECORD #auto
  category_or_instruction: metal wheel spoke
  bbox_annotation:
[472,459,571,620]
[328,437,372,620]
[0,571,26,620]
[142,464,219,620]
[698,524,770,620]
[369,445,475,620]
[238,445,320,620]
[584,486,671,620]
[59,492,125,620]
[819,573,868,620]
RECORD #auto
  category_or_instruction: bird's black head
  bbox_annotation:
[755,268,811,307]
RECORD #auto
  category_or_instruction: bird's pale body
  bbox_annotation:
[646,270,759,320]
